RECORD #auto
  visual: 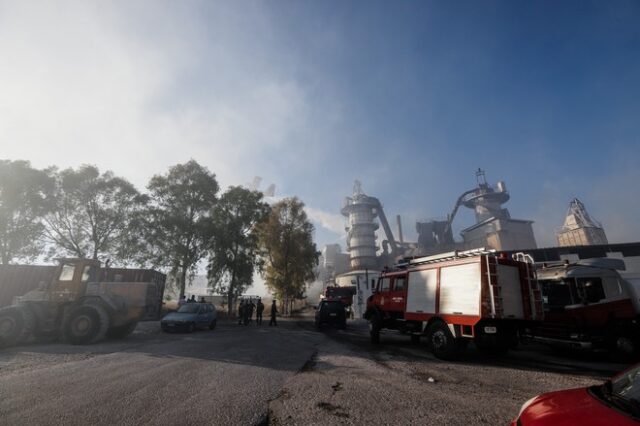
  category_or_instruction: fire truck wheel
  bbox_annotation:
[106,321,138,339]
[609,334,639,363]
[369,315,381,344]
[0,306,35,348]
[427,322,460,360]
[62,304,109,345]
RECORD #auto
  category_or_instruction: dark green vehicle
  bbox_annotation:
[315,300,347,330]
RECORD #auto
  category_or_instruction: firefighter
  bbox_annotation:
[238,300,245,325]
[269,300,278,326]
[248,299,256,324]
[256,298,264,326]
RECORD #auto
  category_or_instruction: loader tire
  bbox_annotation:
[62,304,109,345]
[427,321,460,361]
[106,321,138,339]
[0,306,35,348]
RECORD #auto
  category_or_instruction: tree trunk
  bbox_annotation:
[179,266,187,299]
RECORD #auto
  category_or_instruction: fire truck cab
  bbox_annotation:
[364,249,543,360]
[531,258,640,360]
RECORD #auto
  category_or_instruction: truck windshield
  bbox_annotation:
[58,264,76,281]
[539,279,579,311]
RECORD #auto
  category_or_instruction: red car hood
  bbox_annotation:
[517,387,639,426]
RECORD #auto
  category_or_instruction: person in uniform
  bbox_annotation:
[269,300,278,326]
[256,299,265,325]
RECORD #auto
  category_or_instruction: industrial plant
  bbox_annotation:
[317,169,639,319]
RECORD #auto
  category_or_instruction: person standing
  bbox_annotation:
[238,300,245,325]
[178,295,187,307]
[269,300,278,326]
[256,299,264,325]
[248,300,256,324]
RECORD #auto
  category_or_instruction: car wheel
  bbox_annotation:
[209,319,217,330]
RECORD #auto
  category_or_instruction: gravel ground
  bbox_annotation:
[0,314,630,426]
[0,318,321,426]
[269,318,629,426]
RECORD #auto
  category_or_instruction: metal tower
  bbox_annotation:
[341,181,380,270]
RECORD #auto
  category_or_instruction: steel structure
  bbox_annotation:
[341,181,398,270]
[556,198,608,246]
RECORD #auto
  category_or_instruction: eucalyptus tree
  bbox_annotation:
[145,160,219,299]
[0,160,54,264]
[43,165,147,262]
[258,197,319,313]
[207,186,270,314]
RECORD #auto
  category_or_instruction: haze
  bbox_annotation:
[1,0,639,252]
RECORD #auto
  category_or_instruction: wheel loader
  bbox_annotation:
[0,258,153,347]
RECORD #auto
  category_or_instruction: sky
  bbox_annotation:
[1,1,640,294]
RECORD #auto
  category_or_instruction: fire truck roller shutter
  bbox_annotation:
[440,263,481,316]
[406,269,437,314]
[497,264,524,319]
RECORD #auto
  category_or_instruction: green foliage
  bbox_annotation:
[258,197,319,300]
[145,160,219,298]
[207,186,270,314]
[43,165,147,262]
[0,160,54,264]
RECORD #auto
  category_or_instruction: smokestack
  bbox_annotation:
[396,215,404,243]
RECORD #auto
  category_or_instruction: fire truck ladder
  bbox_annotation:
[513,252,543,321]
[397,248,497,268]
[485,254,503,318]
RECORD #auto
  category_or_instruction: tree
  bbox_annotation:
[207,186,270,315]
[145,160,219,299]
[43,165,147,262]
[0,160,54,264]
[258,197,319,314]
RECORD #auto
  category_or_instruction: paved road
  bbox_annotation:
[0,319,321,426]
[269,318,632,425]
[0,314,632,426]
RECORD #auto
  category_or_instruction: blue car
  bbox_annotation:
[161,303,217,333]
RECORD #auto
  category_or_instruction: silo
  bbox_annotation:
[341,181,380,270]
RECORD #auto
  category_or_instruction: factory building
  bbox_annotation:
[556,198,608,247]
[417,169,537,254]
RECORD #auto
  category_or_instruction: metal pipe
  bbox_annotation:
[396,215,404,243]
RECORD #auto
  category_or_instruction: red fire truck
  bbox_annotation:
[322,285,356,307]
[530,257,640,360]
[364,249,543,360]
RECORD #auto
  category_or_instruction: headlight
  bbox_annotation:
[518,396,538,417]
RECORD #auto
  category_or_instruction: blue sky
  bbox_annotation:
[1,0,639,254]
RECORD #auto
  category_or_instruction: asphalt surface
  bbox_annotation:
[269,316,633,426]
[0,318,322,426]
[0,312,633,426]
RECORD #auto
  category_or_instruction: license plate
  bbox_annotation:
[329,313,337,317]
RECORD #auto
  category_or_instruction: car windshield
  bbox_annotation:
[593,366,640,418]
[612,366,640,403]
[177,304,200,314]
